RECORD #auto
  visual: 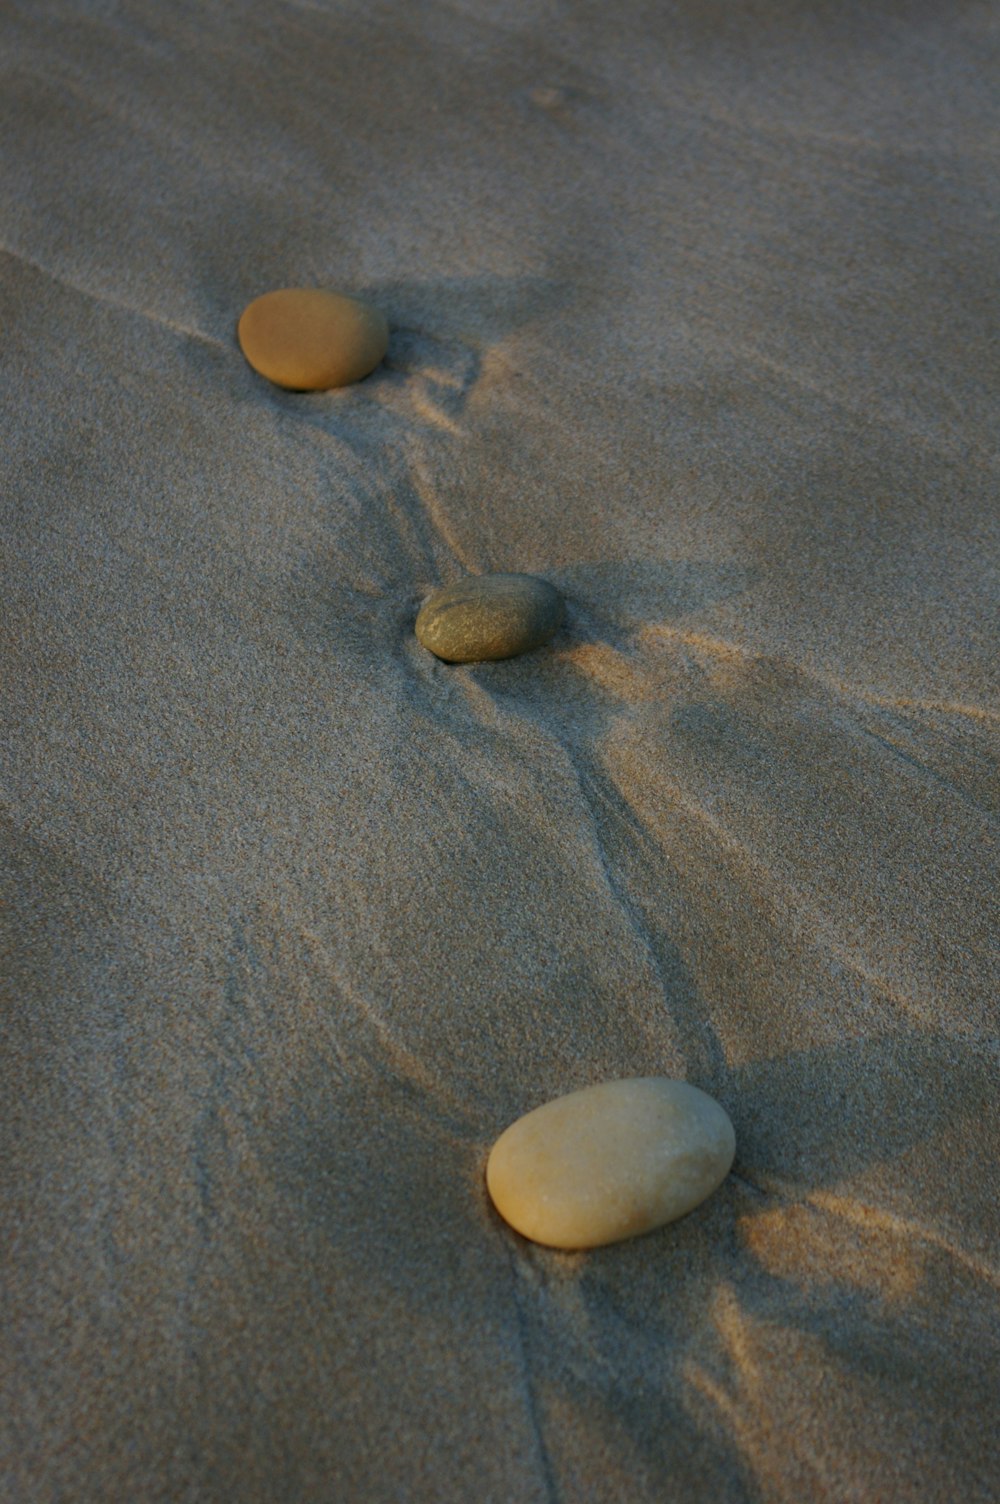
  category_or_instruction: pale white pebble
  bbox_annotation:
[486,1077,735,1250]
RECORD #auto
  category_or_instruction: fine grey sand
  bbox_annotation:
[2,2,999,1501]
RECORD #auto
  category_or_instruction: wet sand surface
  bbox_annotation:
[1,2,998,1499]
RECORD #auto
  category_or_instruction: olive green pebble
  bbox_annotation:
[415,573,565,663]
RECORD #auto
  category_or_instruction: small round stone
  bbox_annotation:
[486,1078,736,1250]
[237,288,389,390]
[415,573,564,664]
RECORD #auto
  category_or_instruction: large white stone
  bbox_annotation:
[486,1077,735,1249]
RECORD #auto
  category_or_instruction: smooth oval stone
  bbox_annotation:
[486,1078,735,1250]
[237,288,388,390]
[415,573,564,663]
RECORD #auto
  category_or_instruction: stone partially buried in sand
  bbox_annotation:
[486,1078,736,1250]
[415,573,564,663]
[237,288,389,390]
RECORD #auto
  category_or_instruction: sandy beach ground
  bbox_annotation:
[2,2,998,1499]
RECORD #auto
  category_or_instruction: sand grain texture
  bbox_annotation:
[1,1,998,1501]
